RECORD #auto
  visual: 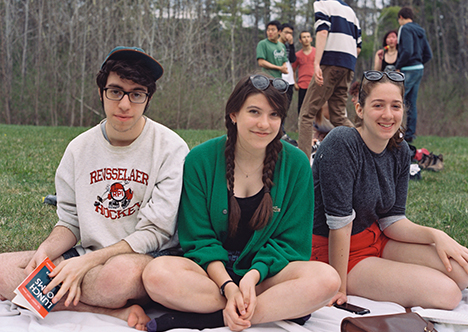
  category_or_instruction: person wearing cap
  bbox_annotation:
[0,46,189,329]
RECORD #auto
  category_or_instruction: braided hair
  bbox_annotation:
[224,74,288,237]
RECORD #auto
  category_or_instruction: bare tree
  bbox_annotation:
[0,0,465,135]
[33,0,44,125]
[20,0,29,103]
[1,0,14,124]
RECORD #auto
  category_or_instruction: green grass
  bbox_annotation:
[1,124,467,253]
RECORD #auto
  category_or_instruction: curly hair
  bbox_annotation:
[357,74,406,151]
[224,74,288,237]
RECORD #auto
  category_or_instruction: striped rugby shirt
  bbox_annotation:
[314,0,362,71]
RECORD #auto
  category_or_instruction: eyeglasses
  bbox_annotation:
[103,88,150,104]
[250,75,288,94]
[359,70,405,100]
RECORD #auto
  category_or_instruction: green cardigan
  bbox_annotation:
[178,136,314,283]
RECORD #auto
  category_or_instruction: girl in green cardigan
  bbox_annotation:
[141,74,339,332]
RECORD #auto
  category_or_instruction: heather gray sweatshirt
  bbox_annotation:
[55,117,189,254]
[312,127,410,237]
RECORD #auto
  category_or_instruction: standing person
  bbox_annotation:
[395,6,433,143]
[140,74,340,332]
[257,20,296,146]
[298,0,361,160]
[256,20,288,79]
[278,23,297,108]
[311,70,468,310]
[278,22,298,146]
[257,21,297,146]
[292,30,316,115]
[374,30,398,72]
[0,46,189,330]
[312,78,360,143]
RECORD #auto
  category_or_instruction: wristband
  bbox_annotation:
[220,280,235,297]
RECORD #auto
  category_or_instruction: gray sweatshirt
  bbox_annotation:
[55,117,189,254]
[312,127,410,237]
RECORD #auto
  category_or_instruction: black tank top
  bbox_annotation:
[381,51,396,72]
[223,188,265,251]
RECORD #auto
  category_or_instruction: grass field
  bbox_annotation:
[1,124,467,253]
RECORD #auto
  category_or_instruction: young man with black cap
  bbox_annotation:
[0,46,189,329]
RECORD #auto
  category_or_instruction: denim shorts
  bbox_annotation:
[226,250,243,285]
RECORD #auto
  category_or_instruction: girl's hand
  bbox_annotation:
[238,271,258,322]
[376,49,384,60]
[223,283,251,331]
[433,230,468,274]
[328,291,347,306]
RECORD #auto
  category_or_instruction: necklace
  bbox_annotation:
[235,160,263,178]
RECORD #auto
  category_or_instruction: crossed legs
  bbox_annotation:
[0,250,153,330]
[347,239,468,309]
[142,256,340,327]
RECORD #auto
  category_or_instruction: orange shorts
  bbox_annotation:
[311,222,390,273]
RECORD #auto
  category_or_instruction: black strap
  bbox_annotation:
[220,280,235,296]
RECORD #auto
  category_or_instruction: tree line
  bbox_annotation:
[0,0,467,135]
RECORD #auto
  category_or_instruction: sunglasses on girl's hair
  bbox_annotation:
[359,70,405,98]
[362,70,405,83]
[250,75,289,94]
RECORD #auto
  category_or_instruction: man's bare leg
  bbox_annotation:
[0,251,36,300]
[0,250,154,329]
[77,253,154,308]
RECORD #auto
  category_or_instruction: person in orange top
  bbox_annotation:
[292,31,316,115]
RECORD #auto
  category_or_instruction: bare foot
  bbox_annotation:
[108,304,150,331]
[126,305,151,331]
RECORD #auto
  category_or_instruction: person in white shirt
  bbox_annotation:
[0,46,189,330]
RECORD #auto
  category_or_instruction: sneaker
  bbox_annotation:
[409,164,422,180]
[426,154,444,172]
[281,134,298,147]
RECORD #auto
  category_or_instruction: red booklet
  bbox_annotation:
[12,257,60,319]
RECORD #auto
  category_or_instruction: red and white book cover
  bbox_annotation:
[12,257,60,319]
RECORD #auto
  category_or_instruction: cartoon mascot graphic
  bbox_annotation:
[95,181,133,210]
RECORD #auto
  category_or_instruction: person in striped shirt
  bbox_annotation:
[298,0,361,160]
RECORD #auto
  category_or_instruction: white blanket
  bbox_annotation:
[1,290,468,332]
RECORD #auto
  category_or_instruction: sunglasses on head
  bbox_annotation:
[250,75,288,94]
[363,70,405,83]
[359,70,405,99]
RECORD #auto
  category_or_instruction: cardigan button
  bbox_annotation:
[222,209,228,215]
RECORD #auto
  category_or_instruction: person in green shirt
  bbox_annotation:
[256,20,288,78]
[140,74,340,332]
